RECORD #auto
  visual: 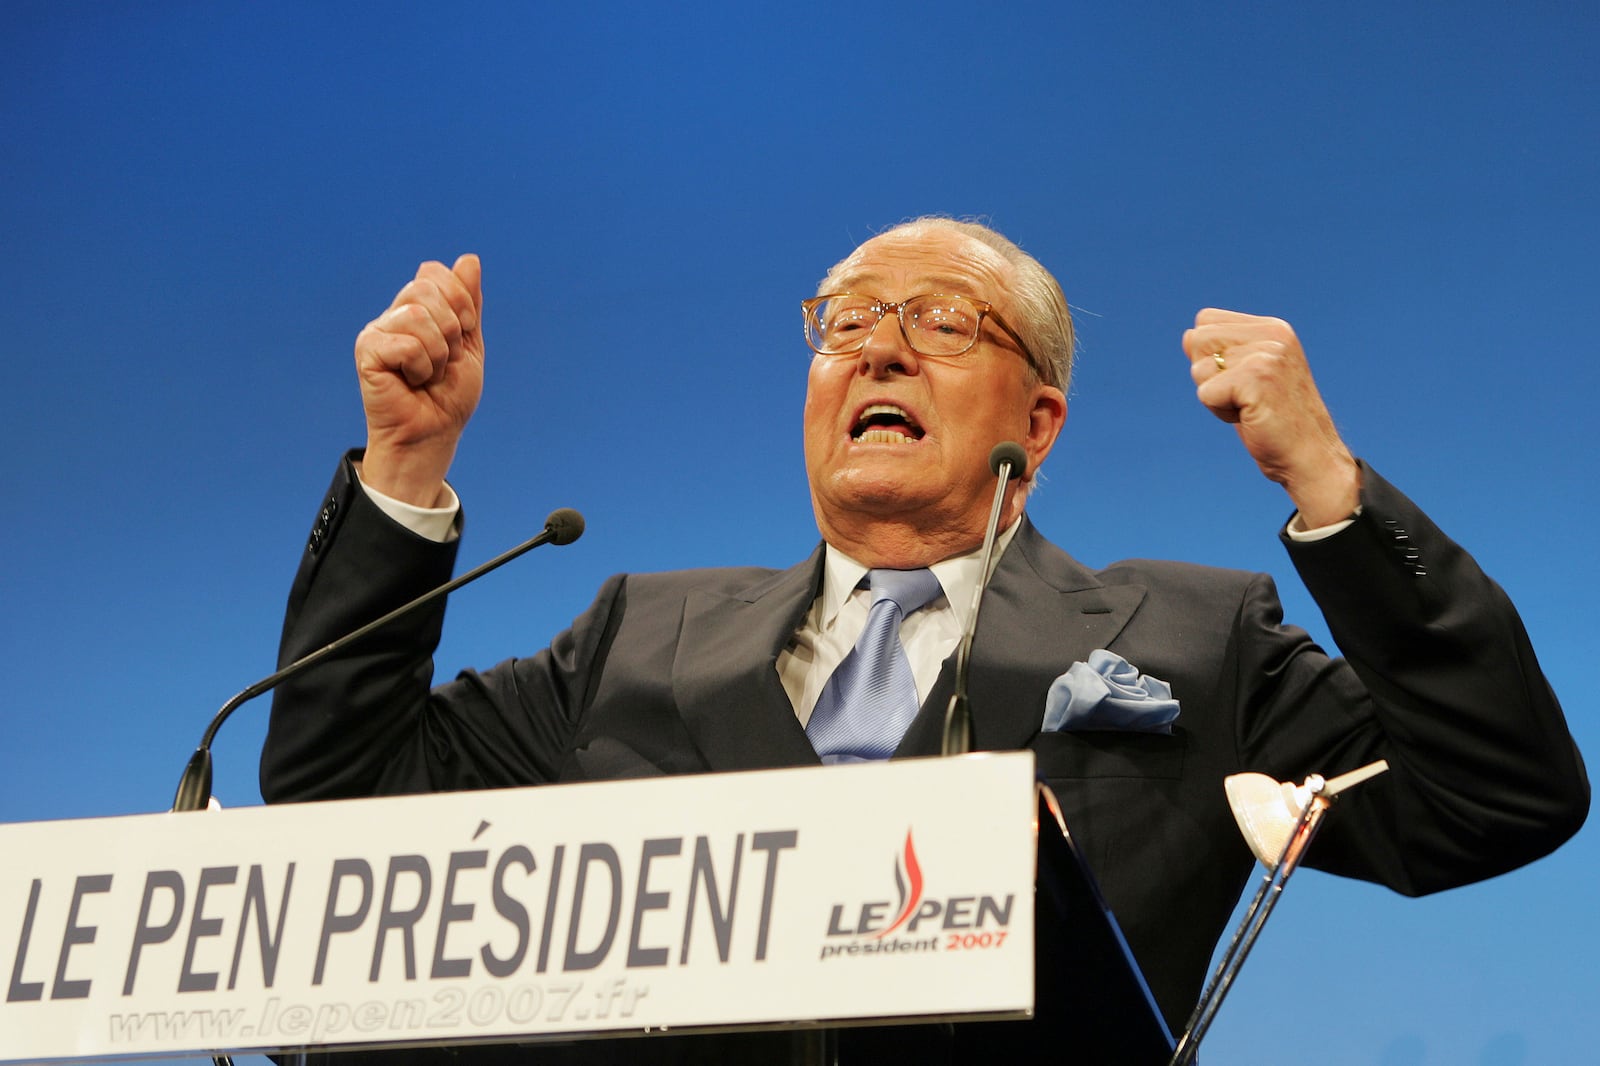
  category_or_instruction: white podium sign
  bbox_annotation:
[0,753,1036,1060]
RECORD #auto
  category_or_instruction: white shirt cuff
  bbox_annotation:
[358,475,461,543]
[1285,506,1361,543]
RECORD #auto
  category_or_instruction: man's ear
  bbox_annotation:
[1023,386,1068,477]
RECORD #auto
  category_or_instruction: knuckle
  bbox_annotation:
[1261,317,1294,341]
[438,309,464,340]
[380,336,426,373]
[400,279,441,311]
[387,302,425,328]
[393,303,444,340]
[399,333,430,360]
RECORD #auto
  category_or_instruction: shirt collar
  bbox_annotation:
[818,518,1023,632]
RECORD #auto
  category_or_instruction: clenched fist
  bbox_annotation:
[1182,308,1360,527]
[354,254,484,506]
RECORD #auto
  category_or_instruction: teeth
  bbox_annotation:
[851,403,921,443]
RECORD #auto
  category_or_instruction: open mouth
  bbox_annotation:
[851,404,925,444]
[851,403,928,444]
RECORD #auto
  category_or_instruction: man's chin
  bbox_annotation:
[818,468,945,517]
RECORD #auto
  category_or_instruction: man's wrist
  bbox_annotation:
[355,462,461,543]
[1286,506,1361,542]
[1284,452,1362,529]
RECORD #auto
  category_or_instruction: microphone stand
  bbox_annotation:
[170,508,583,812]
[941,442,1025,756]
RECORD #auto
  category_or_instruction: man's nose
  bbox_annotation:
[857,309,920,376]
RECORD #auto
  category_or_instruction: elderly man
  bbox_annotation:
[262,218,1587,1061]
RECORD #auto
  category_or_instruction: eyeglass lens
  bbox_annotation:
[809,295,982,356]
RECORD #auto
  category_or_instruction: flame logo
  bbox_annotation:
[872,829,923,939]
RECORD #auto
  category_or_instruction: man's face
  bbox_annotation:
[802,228,1067,564]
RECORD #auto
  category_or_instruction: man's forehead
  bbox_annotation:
[829,230,1012,298]
[832,267,994,295]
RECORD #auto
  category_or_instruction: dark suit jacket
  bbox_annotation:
[262,455,1586,1059]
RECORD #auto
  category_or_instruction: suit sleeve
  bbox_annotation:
[1244,462,1588,893]
[258,453,616,803]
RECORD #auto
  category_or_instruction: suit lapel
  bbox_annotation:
[896,518,1147,756]
[672,548,825,771]
[670,521,1147,768]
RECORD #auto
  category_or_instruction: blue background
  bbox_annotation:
[4,3,1595,1062]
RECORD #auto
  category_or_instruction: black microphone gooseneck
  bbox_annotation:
[940,442,1026,757]
[170,507,586,812]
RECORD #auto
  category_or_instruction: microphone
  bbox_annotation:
[171,507,586,812]
[941,442,1026,756]
[542,507,585,545]
[988,441,1026,481]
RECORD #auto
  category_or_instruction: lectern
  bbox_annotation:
[0,754,1172,1064]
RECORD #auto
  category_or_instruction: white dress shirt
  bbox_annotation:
[775,525,1020,726]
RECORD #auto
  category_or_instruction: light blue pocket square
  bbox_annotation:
[1043,649,1181,734]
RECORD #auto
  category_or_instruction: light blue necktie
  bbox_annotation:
[807,568,944,765]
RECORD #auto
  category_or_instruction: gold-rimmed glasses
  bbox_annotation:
[802,292,1045,382]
